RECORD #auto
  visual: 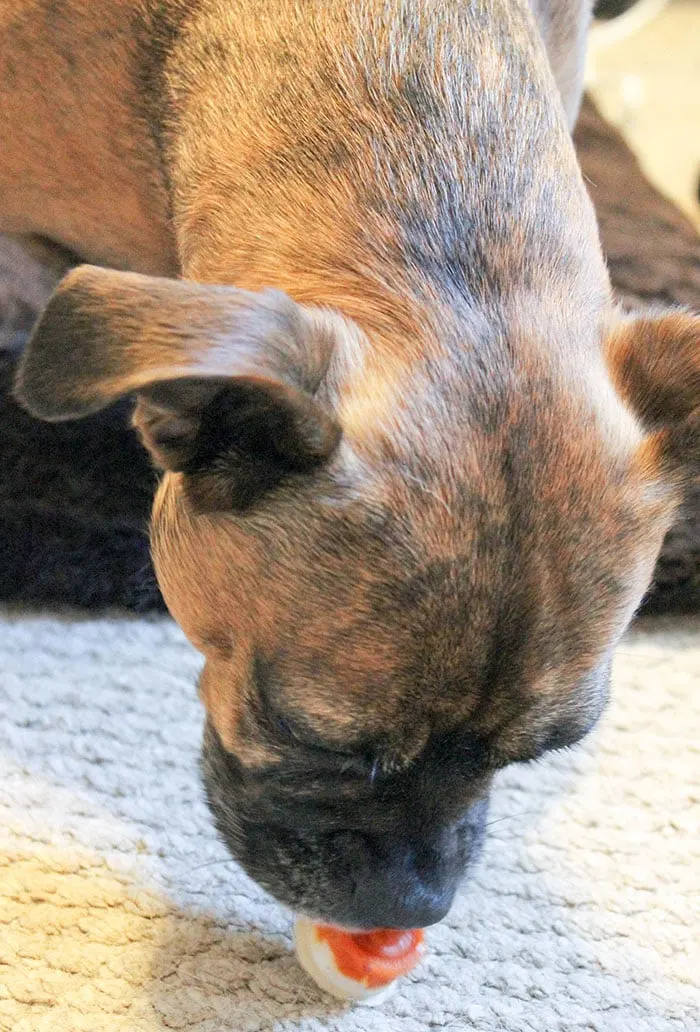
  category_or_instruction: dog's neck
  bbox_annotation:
[159,0,607,346]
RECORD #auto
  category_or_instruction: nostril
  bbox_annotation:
[390,884,456,930]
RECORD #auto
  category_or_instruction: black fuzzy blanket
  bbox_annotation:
[0,99,697,614]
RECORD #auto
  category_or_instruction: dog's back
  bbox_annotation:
[0,0,594,288]
[0,1,174,271]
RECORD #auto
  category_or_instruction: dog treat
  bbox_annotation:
[294,918,425,1004]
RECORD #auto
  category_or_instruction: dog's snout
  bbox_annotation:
[349,867,456,930]
[202,720,490,927]
[323,828,463,930]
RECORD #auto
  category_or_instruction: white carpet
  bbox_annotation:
[1,608,698,1032]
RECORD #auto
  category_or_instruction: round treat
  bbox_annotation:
[294,918,425,1005]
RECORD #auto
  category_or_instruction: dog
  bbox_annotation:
[1,1,697,931]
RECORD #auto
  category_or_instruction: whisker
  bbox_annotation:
[614,647,682,658]
[485,811,538,829]
[189,857,240,873]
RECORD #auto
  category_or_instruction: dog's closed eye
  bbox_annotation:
[250,652,372,762]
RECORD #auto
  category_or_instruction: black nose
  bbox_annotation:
[333,830,462,930]
[349,874,456,929]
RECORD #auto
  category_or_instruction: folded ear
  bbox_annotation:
[14,265,342,510]
[604,309,699,478]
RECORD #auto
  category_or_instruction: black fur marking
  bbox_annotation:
[130,1,207,202]
[201,716,490,928]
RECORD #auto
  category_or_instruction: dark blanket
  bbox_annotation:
[0,98,698,615]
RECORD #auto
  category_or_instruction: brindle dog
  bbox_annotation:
[2,1,697,929]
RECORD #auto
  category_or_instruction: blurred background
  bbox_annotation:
[587,0,700,227]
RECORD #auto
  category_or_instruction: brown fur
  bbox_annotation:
[4,0,699,928]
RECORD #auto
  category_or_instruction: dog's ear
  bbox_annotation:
[14,265,343,510]
[604,309,699,479]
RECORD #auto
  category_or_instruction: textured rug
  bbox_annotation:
[0,97,698,615]
[1,609,698,1031]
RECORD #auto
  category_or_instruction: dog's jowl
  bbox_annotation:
[3,1,698,929]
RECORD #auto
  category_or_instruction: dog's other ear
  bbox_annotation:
[604,309,699,479]
[14,266,343,509]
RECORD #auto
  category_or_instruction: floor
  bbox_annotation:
[2,611,698,1031]
[586,0,700,227]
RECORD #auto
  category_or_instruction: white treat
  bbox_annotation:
[294,917,398,1006]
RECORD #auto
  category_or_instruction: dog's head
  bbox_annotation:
[16,266,698,928]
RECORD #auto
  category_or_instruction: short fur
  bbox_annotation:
[3,0,698,929]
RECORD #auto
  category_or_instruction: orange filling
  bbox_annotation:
[316,926,425,989]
